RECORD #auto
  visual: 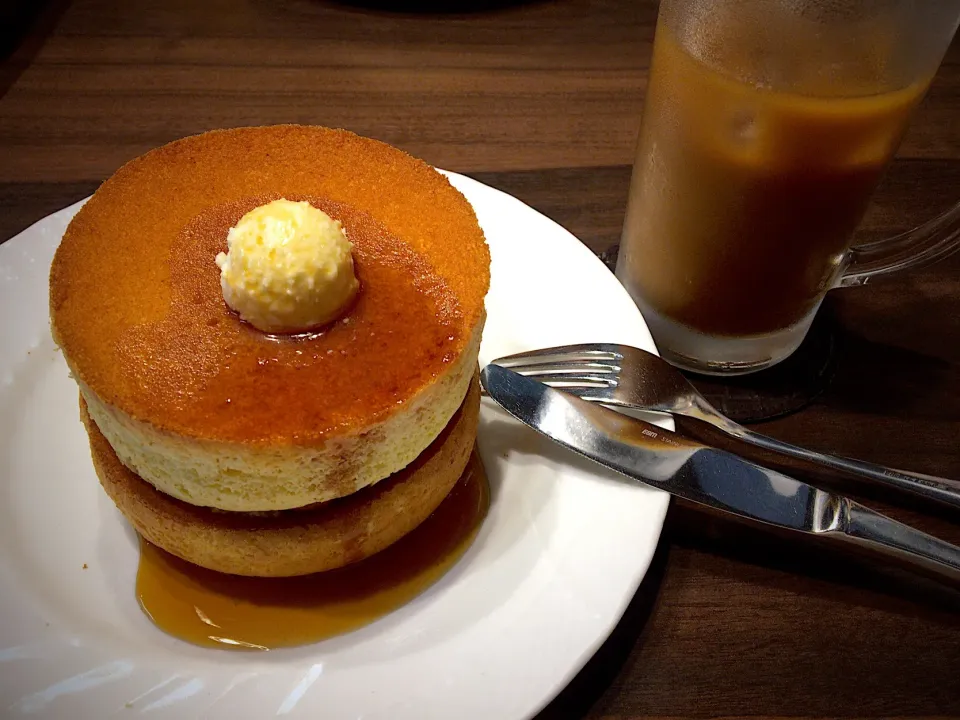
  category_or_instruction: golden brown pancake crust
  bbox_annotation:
[51,126,490,446]
[83,379,481,578]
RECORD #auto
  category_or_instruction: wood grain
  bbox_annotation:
[2,1,958,718]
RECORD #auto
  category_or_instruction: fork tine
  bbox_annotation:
[501,361,617,376]
[513,372,617,388]
[560,385,619,401]
[491,343,622,367]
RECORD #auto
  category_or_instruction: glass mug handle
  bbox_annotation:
[838,200,960,287]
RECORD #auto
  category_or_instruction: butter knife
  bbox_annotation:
[481,364,960,583]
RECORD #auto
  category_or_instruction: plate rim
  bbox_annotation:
[444,170,670,717]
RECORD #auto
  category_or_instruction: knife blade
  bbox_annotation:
[481,363,960,583]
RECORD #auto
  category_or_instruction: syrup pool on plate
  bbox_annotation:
[135,453,489,650]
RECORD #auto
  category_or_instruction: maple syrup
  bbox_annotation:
[135,453,488,650]
[119,196,464,445]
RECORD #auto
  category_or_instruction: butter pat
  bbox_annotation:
[215,199,359,333]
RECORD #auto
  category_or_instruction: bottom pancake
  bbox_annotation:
[81,377,480,577]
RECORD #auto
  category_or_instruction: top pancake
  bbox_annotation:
[50,126,490,447]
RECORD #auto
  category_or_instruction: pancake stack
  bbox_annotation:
[50,126,490,577]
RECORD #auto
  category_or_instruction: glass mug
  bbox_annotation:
[615,0,960,375]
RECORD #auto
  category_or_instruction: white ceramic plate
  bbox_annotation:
[0,171,669,720]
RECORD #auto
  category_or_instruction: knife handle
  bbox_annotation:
[673,414,960,512]
[835,502,960,583]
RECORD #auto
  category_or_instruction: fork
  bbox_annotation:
[491,343,960,511]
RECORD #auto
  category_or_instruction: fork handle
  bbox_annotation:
[677,413,960,511]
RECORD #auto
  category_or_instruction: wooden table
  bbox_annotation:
[2,0,958,717]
